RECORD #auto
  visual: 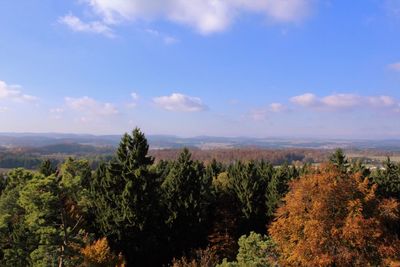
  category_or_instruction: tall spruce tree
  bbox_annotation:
[265,163,298,218]
[329,148,349,172]
[90,128,161,265]
[228,161,270,233]
[373,158,400,199]
[0,169,36,266]
[162,148,212,257]
[39,159,57,177]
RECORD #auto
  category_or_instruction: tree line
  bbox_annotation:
[0,128,399,266]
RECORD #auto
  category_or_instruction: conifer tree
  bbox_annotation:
[228,161,270,233]
[265,163,297,218]
[162,148,212,256]
[373,157,400,199]
[0,173,35,266]
[329,148,349,172]
[17,159,92,266]
[39,159,57,177]
[90,128,161,265]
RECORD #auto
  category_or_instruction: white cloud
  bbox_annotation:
[290,93,318,107]
[249,108,269,121]
[49,108,64,120]
[388,62,400,72]
[163,36,179,45]
[248,102,286,121]
[128,92,139,108]
[291,93,398,111]
[131,92,139,101]
[78,0,315,34]
[65,96,118,115]
[145,28,179,44]
[59,14,114,38]
[0,80,38,102]
[269,102,287,112]
[367,96,396,107]
[0,106,8,112]
[320,94,361,108]
[153,93,207,112]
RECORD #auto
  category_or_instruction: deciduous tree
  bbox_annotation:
[269,165,400,266]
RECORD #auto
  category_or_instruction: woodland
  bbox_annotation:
[0,128,399,266]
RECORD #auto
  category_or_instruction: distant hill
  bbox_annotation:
[1,132,400,151]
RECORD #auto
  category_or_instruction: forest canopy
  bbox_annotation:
[0,129,399,266]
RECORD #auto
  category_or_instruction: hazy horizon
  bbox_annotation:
[1,131,400,141]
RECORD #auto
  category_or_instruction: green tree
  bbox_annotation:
[0,169,35,266]
[266,163,297,218]
[18,174,64,266]
[0,188,35,265]
[228,161,271,233]
[218,232,277,267]
[18,159,92,267]
[162,148,213,256]
[90,128,161,266]
[350,159,370,177]
[372,157,400,199]
[329,148,349,172]
[39,159,57,177]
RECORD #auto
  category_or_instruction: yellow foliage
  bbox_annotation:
[269,165,400,266]
[81,237,125,267]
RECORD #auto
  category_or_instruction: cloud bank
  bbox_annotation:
[153,93,207,112]
[290,93,397,110]
[0,80,38,103]
[65,96,119,116]
[59,15,114,38]
[64,0,315,35]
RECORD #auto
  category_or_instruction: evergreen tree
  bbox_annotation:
[207,158,224,180]
[0,169,36,265]
[329,148,349,172]
[218,232,277,267]
[39,159,57,177]
[0,170,36,266]
[265,163,297,218]
[0,173,6,196]
[372,157,400,199]
[228,161,270,233]
[17,159,92,267]
[162,148,212,256]
[90,128,161,265]
[350,159,370,177]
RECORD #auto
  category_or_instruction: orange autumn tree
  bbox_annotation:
[81,237,125,267]
[269,164,400,266]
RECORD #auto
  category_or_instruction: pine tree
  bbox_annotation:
[228,161,270,233]
[90,128,161,266]
[17,159,92,267]
[0,186,35,265]
[350,159,370,177]
[373,157,400,199]
[39,159,57,177]
[218,232,277,267]
[162,148,212,256]
[329,148,349,172]
[265,163,297,218]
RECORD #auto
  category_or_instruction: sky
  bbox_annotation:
[1,0,400,138]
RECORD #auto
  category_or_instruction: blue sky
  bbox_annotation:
[1,0,400,138]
